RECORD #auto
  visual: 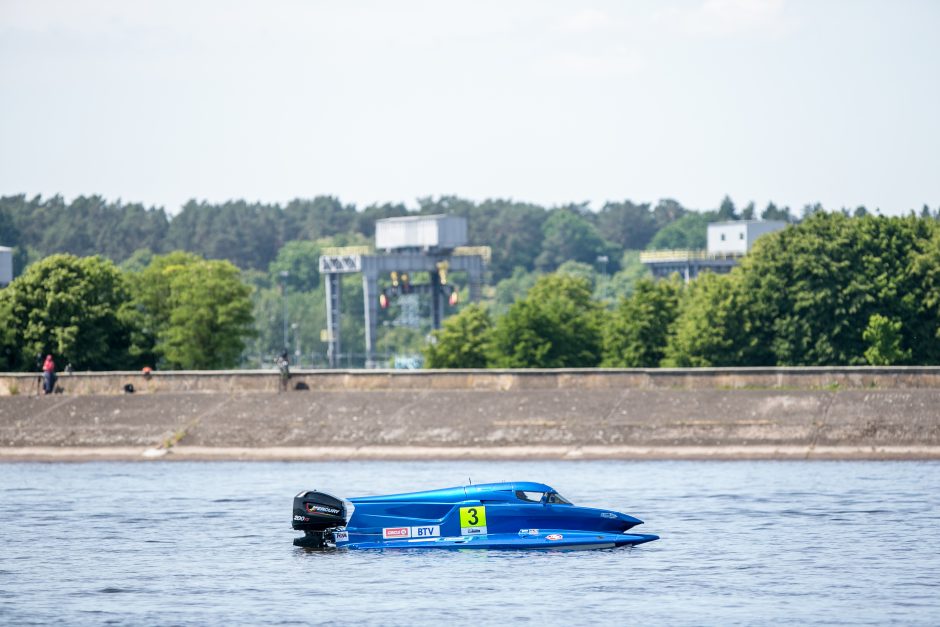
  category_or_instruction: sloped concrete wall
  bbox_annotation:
[1,385,939,459]
[2,366,940,397]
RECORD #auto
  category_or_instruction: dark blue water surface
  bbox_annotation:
[1,460,938,625]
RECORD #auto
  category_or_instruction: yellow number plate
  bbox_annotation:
[459,506,487,528]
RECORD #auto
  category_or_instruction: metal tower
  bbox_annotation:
[319,215,486,368]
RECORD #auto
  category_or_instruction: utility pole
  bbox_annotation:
[280,270,289,352]
[292,322,300,367]
[597,255,609,302]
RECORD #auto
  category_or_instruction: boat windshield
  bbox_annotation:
[514,490,573,504]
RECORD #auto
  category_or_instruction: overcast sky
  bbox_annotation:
[1,0,938,216]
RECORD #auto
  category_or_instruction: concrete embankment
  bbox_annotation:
[1,368,939,461]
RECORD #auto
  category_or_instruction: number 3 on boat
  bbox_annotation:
[459,506,487,535]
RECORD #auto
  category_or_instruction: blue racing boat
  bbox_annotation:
[292,481,658,550]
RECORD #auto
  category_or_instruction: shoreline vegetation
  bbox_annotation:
[3,199,940,373]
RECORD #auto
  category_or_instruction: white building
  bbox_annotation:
[707,220,788,256]
[0,246,12,287]
[375,215,467,252]
[641,220,787,282]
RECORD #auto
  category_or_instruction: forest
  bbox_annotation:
[428,213,940,368]
[1,194,939,370]
[0,193,809,278]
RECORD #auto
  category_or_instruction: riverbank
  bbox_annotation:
[3,444,939,462]
[2,369,939,460]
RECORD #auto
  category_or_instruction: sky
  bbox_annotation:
[1,0,938,216]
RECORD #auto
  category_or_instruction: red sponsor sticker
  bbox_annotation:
[546,534,563,541]
[383,527,411,539]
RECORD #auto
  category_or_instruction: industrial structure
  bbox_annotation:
[319,215,486,368]
[640,220,787,281]
[0,246,12,287]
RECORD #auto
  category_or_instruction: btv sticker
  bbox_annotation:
[382,526,440,539]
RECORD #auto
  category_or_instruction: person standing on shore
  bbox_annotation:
[276,350,290,392]
[42,354,56,395]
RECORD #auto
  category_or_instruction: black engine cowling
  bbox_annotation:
[292,490,346,547]
[293,490,346,531]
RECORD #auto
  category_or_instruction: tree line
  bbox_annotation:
[0,253,253,371]
[8,192,926,283]
[3,194,940,370]
[425,213,940,368]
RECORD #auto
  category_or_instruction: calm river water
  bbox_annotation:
[1,460,938,625]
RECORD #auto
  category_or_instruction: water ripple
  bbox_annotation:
[1,460,938,625]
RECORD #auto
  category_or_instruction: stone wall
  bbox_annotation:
[1,386,939,459]
[2,366,940,397]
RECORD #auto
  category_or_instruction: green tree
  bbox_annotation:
[480,201,548,281]
[0,254,139,370]
[127,251,204,365]
[556,260,598,290]
[157,260,254,369]
[0,294,18,370]
[801,202,824,220]
[119,248,155,274]
[127,252,255,369]
[761,202,793,222]
[377,326,427,363]
[167,199,282,271]
[602,251,651,304]
[424,303,493,368]
[909,227,940,358]
[1,194,169,263]
[647,212,714,250]
[602,276,683,367]
[257,270,364,367]
[282,196,357,241]
[268,240,322,292]
[651,198,688,229]
[417,196,548,281]
[0,201,21,252]
[489,274,603,367]
[596,201,657,250]
[535,208,615,272]
[245,286,326,367]
[862,314,910,365]
[735,213,938,365]
[491,267,540,317]
[354,202,409,237]
[662,272,749,367]
[717,195,738,221]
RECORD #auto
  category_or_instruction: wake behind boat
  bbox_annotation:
[292,481,658,550]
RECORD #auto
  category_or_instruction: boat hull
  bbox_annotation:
[336,530,659,550]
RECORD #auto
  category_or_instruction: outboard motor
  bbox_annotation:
[292,490,347,548]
